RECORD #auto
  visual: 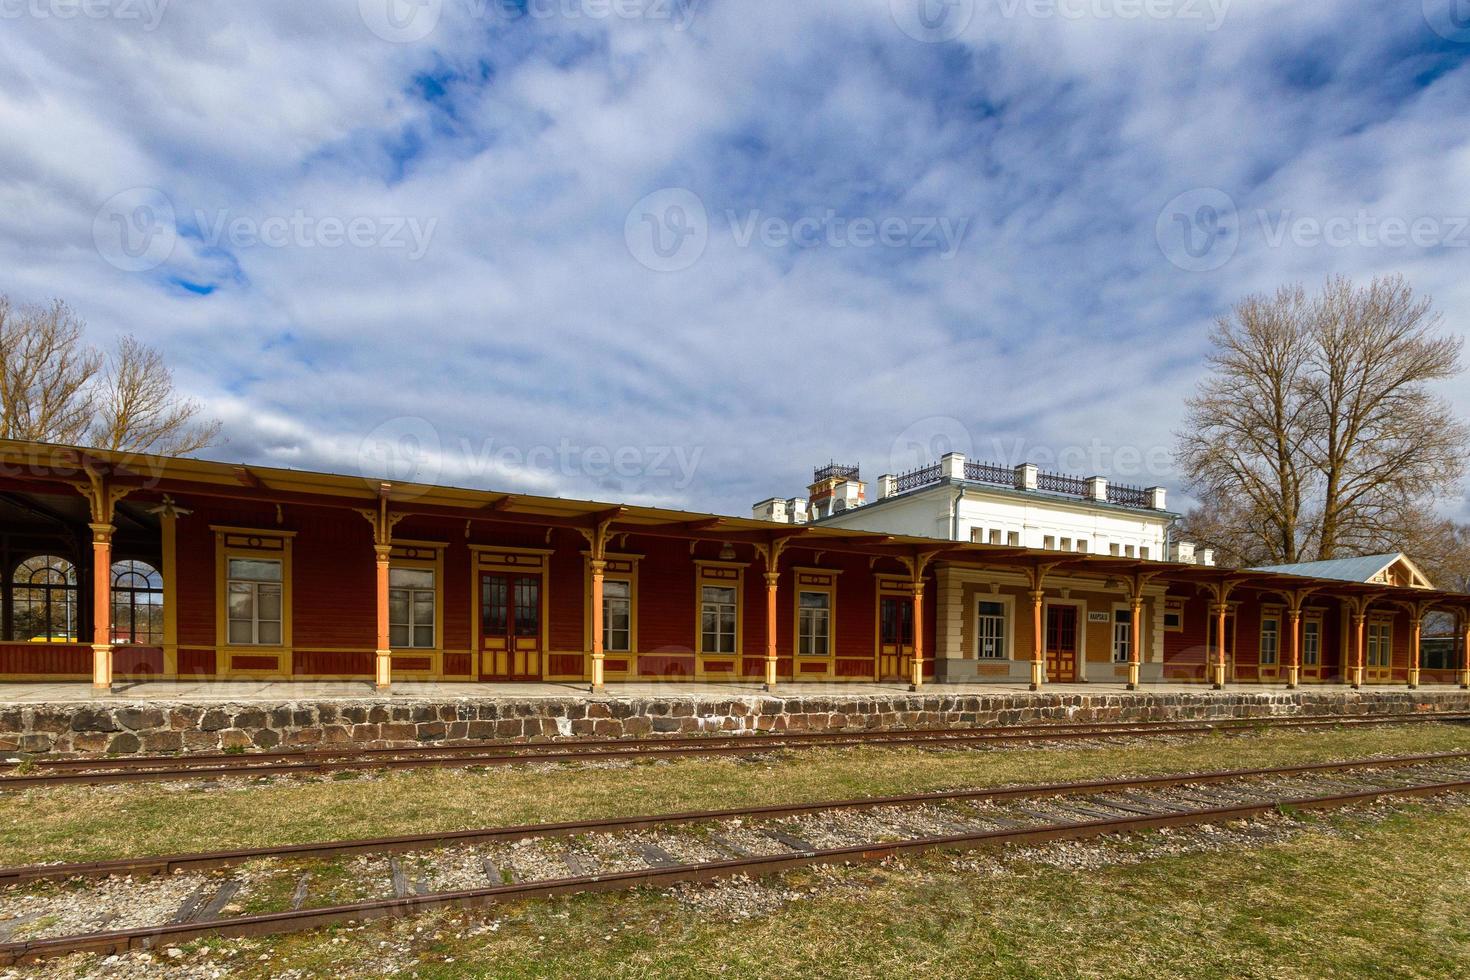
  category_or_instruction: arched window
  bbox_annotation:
[111,560,163,646]
[11,555,79,643]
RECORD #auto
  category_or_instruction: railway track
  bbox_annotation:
[1,750,1468,964]
[2,711,1466,790]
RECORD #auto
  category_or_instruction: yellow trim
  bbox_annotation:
[791,567,838,680]
[694,560,744,679]
[1258,604,1284,677]
[470,546,550,680]
[214,528,293,678]
[875,576,915,682]
[160,512,178,677]
[584,553,639,681]
[387,542,444,680]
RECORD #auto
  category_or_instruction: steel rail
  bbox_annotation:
[3,713,1465,790]
[0,750,1465,887]
[1,760,1467,965]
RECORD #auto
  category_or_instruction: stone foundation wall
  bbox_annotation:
[2,689,1468,757]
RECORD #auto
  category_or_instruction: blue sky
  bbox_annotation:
[2,0,1468,519]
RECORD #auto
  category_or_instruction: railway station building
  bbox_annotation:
[0,439,1467,694]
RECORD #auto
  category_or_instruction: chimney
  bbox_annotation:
[1199,547,1216,567]
[940,452,966,481]
[1147,486,1168,510]
[787,497,809,524]
[1014,463,1038,491]
[876,474,896,500]
[1086,476,1108,502]
[1170,540,1197,564]
[752,498,789,523]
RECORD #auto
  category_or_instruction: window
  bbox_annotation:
[976,600,1006,659]
[1124,545,1136,558]
[1112,607,1132,663]
[10,555,78,642]
[389,567,435,649]
[1076,539,1089,554]
[1043,535,1055,551]
[1260,614,1279,665]
[989,529,1002,546]
[880,595,914,646]
[798,592,830,656]
[227,558,282,646]
[111,560,162,645]
[1007,531,1020,547]
[1060,537,1072,552]
[603,579,632,653]
[701,585,737,654]
[1140,546,1150,560]
[1109,543,1120,556]
[1367,621,1392,668]
[1302,619,1321,665]
[970,528,985,544]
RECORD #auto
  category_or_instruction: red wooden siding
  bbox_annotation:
[0,643,89,675]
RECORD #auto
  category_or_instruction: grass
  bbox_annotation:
[188,801,1470,979]
[0,723,1465,866]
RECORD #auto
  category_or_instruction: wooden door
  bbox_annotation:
[1045,605,1078,682]
[1300,617,1324,681]
[480,573,542,681]
[1365,621,1393,684]
[878,595,913,681]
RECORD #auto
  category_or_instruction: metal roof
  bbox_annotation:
[1251,554,1408,584]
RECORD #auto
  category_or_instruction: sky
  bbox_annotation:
[2,0,1468,520]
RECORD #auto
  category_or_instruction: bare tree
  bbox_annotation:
[1176,284,1318,564]
[0,298,101,445]
[1177,276,1468,566]
[91,336,221,456]
[0,294,221,456]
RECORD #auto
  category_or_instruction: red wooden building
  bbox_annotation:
[1,439,1467,693]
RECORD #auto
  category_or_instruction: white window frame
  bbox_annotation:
[389,566,436,650]
[701,585,738,655]
[975,597,1008,660]
[227,558,283,647]
[1260,613,1280,665]
[797,590,831,656]
[1111,604,1132,664]
[603,578,633,653]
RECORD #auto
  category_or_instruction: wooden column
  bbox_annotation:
[89,522,114,691]
[1127,596,1143,690]
[160,509,179,678]
[909,581,925,691]
[589,558,607,692]
[1351,611,1366,690]
[1461,612,1470,690]
[1408,613,1422,690]
[763,571,779,690]
[1211,602,1228,689]
[1029,589,1045,691]
[374,544,392,691]
[1285,607,1302,690]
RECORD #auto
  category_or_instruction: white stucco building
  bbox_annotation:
[754,454,1213,566]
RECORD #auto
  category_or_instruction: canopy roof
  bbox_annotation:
[2,439,1467,613]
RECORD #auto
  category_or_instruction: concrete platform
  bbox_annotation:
[0,679,1459,704]
[2,681,1468,758]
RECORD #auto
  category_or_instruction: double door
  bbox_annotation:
[480,572,542,681]
[878,595,913,681]
[1045,605,1078,682]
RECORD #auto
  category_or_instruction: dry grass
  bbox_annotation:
[0,723,1466,866]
